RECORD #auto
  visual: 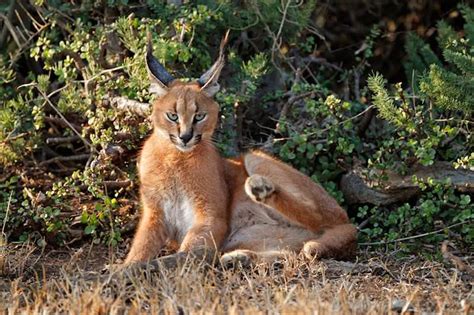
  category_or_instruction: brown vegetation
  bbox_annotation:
[1,244,472,314]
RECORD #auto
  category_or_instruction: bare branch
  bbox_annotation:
[44,116,82,132]
[36,85,95,153]
[340,171,419,206]
[341,162,474,205]
[106,96,151,117]
[40,154,90,166]
[0,11,21,48]
[46,136,81,145]
[359,221,471,246]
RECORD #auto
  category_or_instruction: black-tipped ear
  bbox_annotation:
[146,32,175,96]
[198,30,230,97]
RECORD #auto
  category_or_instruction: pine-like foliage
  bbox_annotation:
[367,74,408,129]
[368,5,473,169]
[405,4,474,112]
[404,33,441,89]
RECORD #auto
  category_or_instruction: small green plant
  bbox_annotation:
[361,5,473,249]
[273,86,363,204]
[405,4,474,112]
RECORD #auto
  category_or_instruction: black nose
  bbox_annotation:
[179,132,193,144]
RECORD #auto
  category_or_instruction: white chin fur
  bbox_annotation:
[176,144,195,152]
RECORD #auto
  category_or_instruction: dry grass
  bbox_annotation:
[0,243,472,314]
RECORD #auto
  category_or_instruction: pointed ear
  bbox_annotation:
[197,30,229,97]
[145,32,175,97]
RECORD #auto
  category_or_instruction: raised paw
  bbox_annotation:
[245,174,275,203]
[220,250,255,269]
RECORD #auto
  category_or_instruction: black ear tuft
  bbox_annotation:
[198,30,230,97]
[146,32,175,95]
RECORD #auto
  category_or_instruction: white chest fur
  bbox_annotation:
[160,190,195,243]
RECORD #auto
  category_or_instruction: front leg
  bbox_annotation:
[179,217,228,252]
[124,202,167,265]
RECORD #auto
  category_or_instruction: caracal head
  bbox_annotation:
[145,32,228,153]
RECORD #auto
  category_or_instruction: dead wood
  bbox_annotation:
[300,56,343,72]
[341,162,474,205]
[340,171,419,206]
[356,106,375,136]
[40,154,90,166]
[77,180,132,192]
[44,116,82,132]
[105,96,151,117]
[46,136,81,144]
[103,180,133,190]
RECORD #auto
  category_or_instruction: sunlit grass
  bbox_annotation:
[1,244,471,314]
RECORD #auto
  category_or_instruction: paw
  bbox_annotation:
[301,240,325,260]
[245,174,275,203]
[220,250,254,269]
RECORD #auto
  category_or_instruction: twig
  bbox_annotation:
[1,191,13,245]
[359,221,471,246]
[252,0,292,73]
[103,180,133,190]
[274,105,375,142]
[17,1,45,30]
[40,154,90,166]
[0,12,21,48]
[0,0,15,48]
[271,0,292,62]
[14,6,33,40]
[46,136,81,145]
[44,116,82,132]
[76,65,127,84]
[277,89,314,132]
[8,22,50,66]
[299,56,343,72]
[356,106,375,136]
[77,180,133,192]
[1,132,27,144]
[36,86,96,153]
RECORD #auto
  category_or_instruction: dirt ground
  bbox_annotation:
[0,241,472,314]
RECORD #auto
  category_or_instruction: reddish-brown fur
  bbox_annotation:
[125,82,230,263]
[124,48,357,265]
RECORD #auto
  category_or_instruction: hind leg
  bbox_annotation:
[243,151,351,232]
[221,223,316,266]
[302,223,357,260]
[242,151,357,260]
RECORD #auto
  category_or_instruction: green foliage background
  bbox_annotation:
[0,1,472,256]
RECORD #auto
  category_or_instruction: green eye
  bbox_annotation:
[194,113,207,122]
[166,112,179,122]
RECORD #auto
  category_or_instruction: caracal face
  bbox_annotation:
[151,82,219,152]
